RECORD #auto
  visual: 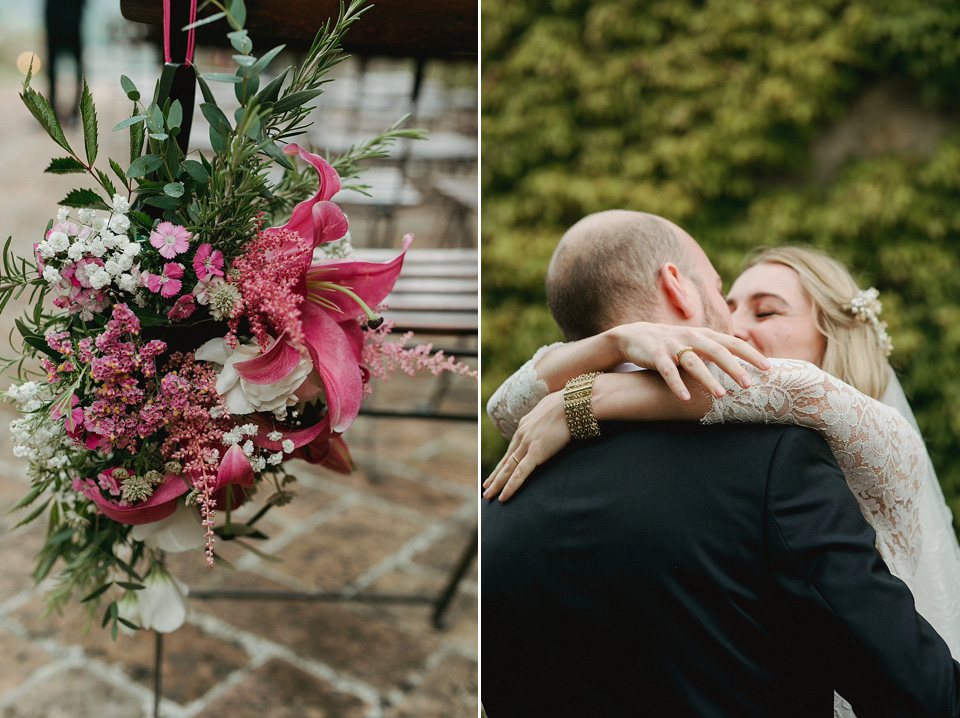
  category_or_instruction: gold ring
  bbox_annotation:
[675,346,695,363]
[508,453,520,465]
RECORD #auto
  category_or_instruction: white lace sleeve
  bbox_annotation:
[702,358,926,580]
[486,342,565,439]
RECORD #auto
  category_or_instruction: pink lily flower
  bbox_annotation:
[297,233,413,431]
[250,144,411,434]
[270,144,348,249]
[85,470,190,525]
[213,443,255,492]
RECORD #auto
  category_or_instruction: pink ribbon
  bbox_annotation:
[162,0,198,65]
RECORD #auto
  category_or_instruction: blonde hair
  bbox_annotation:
[744,246,890,399]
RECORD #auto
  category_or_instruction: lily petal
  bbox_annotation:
[233,333,301,385]
[301,302,363,432]
[253,414,331,451]
[307,234,412,321]
[273,144,342,241]
[89,472,189,525]
[215,444,255,491]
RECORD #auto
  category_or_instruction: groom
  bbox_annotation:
[481,210,960,717]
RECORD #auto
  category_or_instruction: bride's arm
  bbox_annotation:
[485,358,926,579]
[485,323,769,439]
[704,358,926,578]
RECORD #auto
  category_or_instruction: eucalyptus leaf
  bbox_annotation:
[228,29,252,54]
[233,54,257,67]
[167,100,183,130]
[194,70,217,105]
[148,132,169,141]
[183,11,225,30]
[144,196,180,210]
[250,45,286,75]
[227,0,247,30]
[253,68,289,106]
[113,114,148,131]
[126,154,164,178]
[200,103,232,136]
[261,140,295,170]
[272,88,324,114]
[163,182,185,198]
[201,73,244,84]
[182,159,210,183]
[120,75,140,101]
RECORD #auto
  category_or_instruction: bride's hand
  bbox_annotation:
[610,322,769,401]
[483,391,568,502]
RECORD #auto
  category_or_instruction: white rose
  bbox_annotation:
[196,336,313,415]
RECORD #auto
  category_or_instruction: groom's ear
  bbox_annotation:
[659,263,698,320]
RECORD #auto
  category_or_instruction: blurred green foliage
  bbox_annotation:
[481,0,960,524]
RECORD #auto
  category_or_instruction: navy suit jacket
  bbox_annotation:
[481,422,960,717]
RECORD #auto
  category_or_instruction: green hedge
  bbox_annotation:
[481,0,960,523]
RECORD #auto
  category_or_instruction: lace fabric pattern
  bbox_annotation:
[702,358,925,580]
[486,342,564,439]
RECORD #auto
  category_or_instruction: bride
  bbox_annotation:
[485,243,960,716]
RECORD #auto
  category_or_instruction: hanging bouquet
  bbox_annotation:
[1,0,473,636]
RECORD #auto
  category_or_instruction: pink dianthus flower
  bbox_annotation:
[193,243,224,280]
[150,222,191,259]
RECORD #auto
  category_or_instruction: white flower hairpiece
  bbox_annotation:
[846,287,893,357]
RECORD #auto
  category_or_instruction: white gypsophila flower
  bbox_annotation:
[99,231,119,250]
[104,259,121,276]
[117,273,138,293]
[36,241,54,259]
[47,231,69,253]
[92,217,108,232]
[250,455,266,472]
[130,503,204,553]
[77,208,95,223]
[240,423,258,436]
[267,452,283,465]
[88,236,107,256]
[109,214,130,234]
[42,266,60,284]
[137,564,190,633]
[242,439,254,457]
[267,431,283,441]
[57,207,69,222]
[282,439,295,453]
[88,267,111,290]
[112,194,131,215]
[66,242,86,261]
[209,406,224,419]
[221,427,242,445]
[117,254,134,271]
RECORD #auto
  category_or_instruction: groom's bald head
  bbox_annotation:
[547,210,700,340]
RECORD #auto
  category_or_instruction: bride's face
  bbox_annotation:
[726,262,826,365]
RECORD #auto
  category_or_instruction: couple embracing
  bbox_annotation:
[481,210,960,717]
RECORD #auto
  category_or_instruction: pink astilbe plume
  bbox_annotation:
[159,352,235,566]
[228,227,312,349]
[361,319,477,398]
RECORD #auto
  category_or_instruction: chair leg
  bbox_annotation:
[432,529,477,629]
